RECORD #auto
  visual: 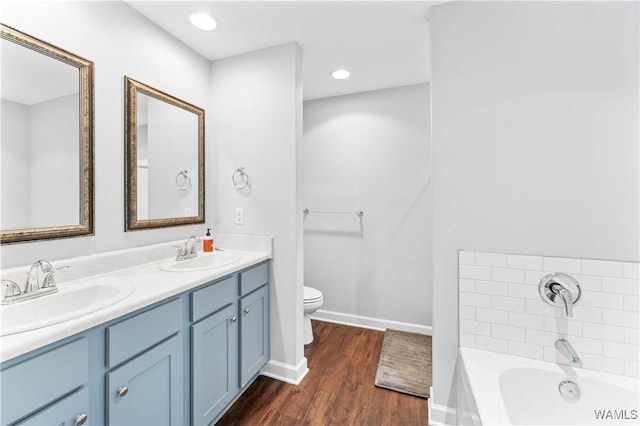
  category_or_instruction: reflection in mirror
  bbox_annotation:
[125,77,204,231]
[0,24,94,244]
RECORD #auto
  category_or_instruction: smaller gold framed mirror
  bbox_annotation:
[124,77,205,231]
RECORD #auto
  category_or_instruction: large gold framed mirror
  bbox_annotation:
[1,24,94,244]
[124,77,205,231]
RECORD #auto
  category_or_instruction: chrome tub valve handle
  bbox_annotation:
[538,273,581,318]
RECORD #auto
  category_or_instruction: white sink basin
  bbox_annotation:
[0,281,134,336]
[159,252,241,272]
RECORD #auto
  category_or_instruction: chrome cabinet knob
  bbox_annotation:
[74,414,88,426]
[117,386,129,397]
[230,316,237,323]
[243,308,250,315]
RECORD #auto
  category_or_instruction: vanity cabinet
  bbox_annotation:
[239,262,270,388]
[106,334,183,425]
[0,260,270,426]
[0,338,89,426]
[190,263,270,425]
[240,285,270,388]
[17,387,90,426]
[105,299,184,426]
[191,304,238,426]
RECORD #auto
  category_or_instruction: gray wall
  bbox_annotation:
[210,43,306,382]
[429,1,639,420]
[302,84,431,328]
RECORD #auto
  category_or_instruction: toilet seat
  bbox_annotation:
[304,286,323,304]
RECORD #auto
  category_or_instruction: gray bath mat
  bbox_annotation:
[374,329,432,399]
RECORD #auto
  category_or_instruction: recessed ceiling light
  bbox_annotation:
[331,69,351,80]
[189,12,217,31]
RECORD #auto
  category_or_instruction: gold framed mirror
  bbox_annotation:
[1,24,94,244]
[124,77,205,231]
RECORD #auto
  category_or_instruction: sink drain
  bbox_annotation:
[559,380,581,399]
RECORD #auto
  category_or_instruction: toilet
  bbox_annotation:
[303,286,323,345]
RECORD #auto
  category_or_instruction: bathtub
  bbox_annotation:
[458,347,639,425]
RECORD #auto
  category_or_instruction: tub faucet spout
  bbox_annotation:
[556,339,581,366]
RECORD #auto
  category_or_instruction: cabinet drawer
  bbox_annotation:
[240,262,269,296]
[0,338,88,425]
[17,386,89,426]
[191,276,236,323]
[106,298,182,368]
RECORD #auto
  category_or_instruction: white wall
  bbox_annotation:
[302,84,431,329]
[1,1,211,268]
[146,97,199,219]
[2,94,79,228]
[429,2,639,421]
[210,43,306,382]
[30,94,79,227]
[459,251,639,377]
[1,99,31,229]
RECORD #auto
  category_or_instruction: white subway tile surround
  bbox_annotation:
[459,251,639,377]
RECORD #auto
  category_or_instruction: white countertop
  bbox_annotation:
[1,248,270,363]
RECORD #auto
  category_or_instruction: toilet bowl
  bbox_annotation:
[303,286,323,345]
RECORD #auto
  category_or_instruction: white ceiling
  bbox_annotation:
[126,1,441,100]
[1,38,79,105]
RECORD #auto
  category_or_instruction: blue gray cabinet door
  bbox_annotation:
[191,303,239,426]
[240,285,270,387]
[106,333,184,425]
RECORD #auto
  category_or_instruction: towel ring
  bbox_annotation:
[232,167,250,190]
[176,170,192,192]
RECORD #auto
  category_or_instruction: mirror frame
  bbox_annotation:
[124,76,205,231]
[0,24,94,244]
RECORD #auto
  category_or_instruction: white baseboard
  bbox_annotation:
[311,309,432,335]
[428,386,457,426]
[261,357,309,385]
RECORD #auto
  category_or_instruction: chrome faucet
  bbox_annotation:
[26,260,53,293]
[2,260,69,304]
[175,236,200,261]
[556,339,581,366]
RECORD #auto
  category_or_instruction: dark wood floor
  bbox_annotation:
[217,320,428,426]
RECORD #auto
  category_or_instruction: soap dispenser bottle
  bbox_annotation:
[203,228,214,252]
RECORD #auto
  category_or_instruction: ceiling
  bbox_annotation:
[126,1,442,100]
[1,38,78,105]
